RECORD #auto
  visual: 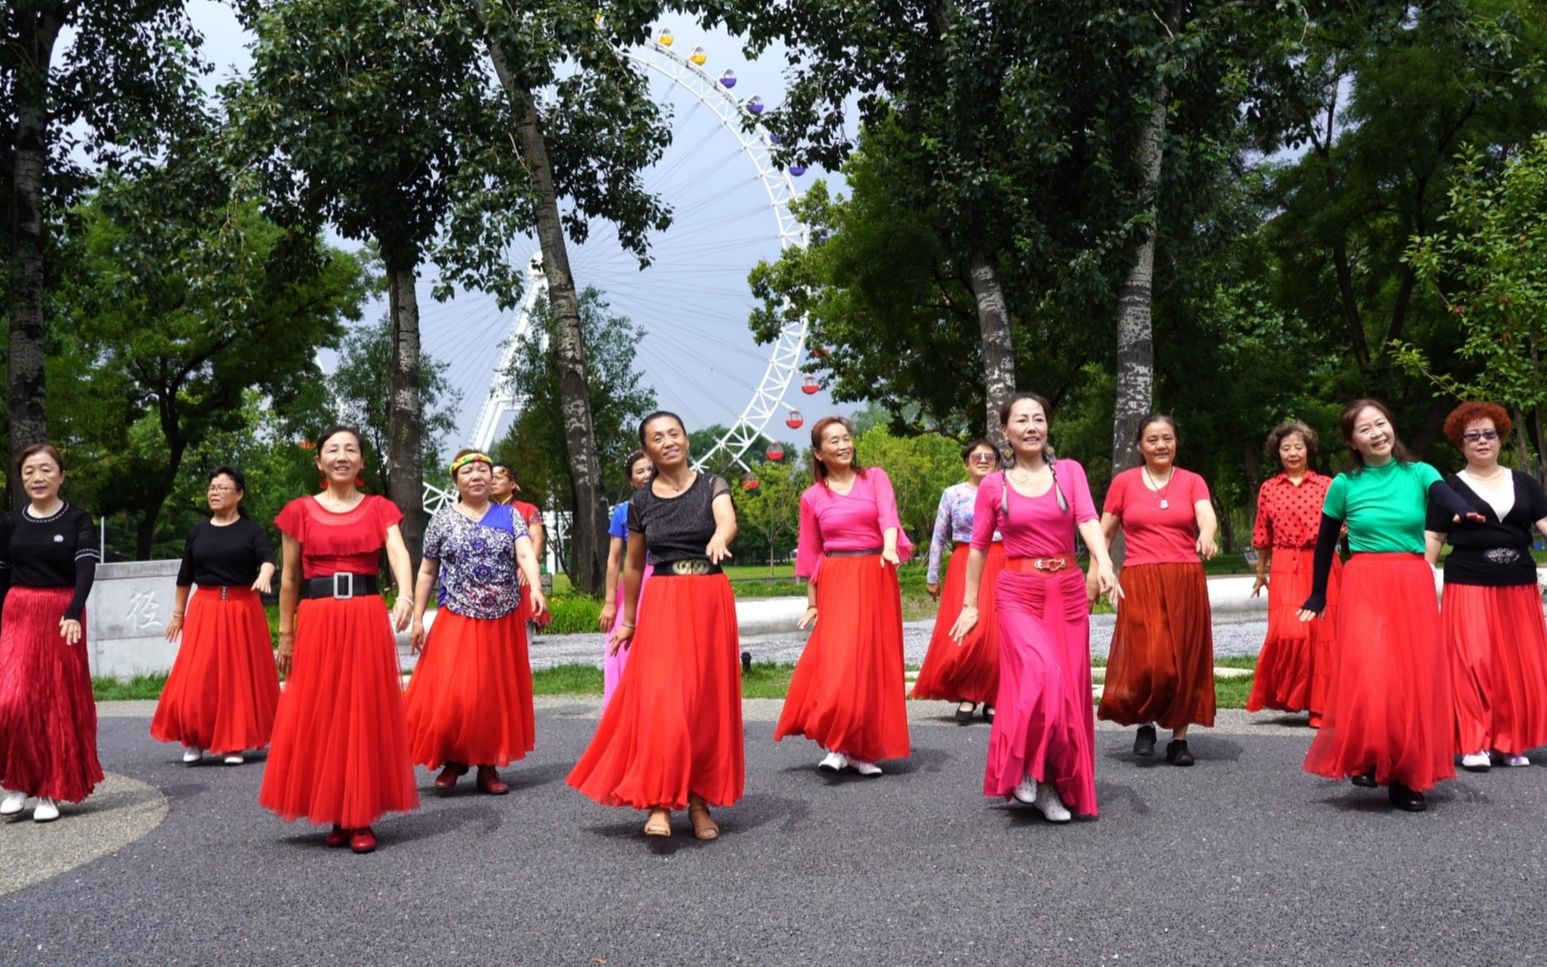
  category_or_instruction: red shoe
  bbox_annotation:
[350,827,377,853]
[325,825,349,848]
[1308,712,1323,729]
[476,765,510,796]
[434,762,468,791]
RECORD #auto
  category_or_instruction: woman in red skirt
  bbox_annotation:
[1299,399,1480,811]
[567,411,743,841]
[912,439,1006,724]
[406,450,546,795]
[259,425,418,853]
[1247,423,1341,726]
[775,416,913,776]
[0,444,103,823]
[1425,401,1547,771]
[152,466,279,765]
[1098,414,1218,766]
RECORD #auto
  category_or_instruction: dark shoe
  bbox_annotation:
[1351,769,1377,788]
[1165,739,1195,766]
[741,651,752,673]
[954,703,976,725]
[1133,725,1157,757]
[1388,780,1427,812]
[350,826,377,853]
[476,765,510,795]
[982,704,995,724]
[434,762,468,791]
[325,825,349,849]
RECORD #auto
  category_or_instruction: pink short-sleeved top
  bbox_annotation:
[972,461,1098,558]
[795,468,916,580]
[274,494,404,579]
[1103,466,1210,566]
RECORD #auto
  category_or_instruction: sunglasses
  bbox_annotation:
[969,452,999,463]
[1461,430,1499,443]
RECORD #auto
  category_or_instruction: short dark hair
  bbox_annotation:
[1264,421,1319,469]
[16,443,65,475]
[962,438,999,462]
[209,465,250,517]
[1133,414,1178,449]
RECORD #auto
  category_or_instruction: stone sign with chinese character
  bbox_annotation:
[84,560,182,680]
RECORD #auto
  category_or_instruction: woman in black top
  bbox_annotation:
[1425,402,1547,770]
[151,467,279,766]
[0,444,103,822]
[566,411,744,842]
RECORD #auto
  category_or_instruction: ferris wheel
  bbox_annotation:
[422,28,819,514]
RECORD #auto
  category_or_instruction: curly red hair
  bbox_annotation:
[1443,401,1512,447]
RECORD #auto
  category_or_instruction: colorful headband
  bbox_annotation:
[449,452,493,476]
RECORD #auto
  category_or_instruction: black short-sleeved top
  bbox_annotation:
[1428,470,1547,587]
[176,517,276,588]
[0,503,101,619]
[627,473,731,561]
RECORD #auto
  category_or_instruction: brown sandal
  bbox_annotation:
[687,798,720,841]
[643,808,671,838]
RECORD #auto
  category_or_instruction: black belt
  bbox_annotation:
[652,558,723,577]
[302,573,379,599]
[825,547,882,558]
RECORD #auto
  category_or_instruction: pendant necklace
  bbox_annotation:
[1143,466,1174,509]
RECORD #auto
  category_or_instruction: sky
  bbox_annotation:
[185,2,847,463]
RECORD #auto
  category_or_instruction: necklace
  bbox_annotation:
[1142,466,1174,509]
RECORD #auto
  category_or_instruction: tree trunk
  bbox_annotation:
[966,251,1016,442]
[386,263,426,564]
[8,10,64,506]
[478,10,608,594]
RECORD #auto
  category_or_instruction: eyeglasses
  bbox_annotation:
[1462,430,1499,443]
[207,485,237,493]
[969,453,998,463]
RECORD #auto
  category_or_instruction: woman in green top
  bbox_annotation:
[1297,399,1480,812]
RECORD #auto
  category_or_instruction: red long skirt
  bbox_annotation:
[775,554,911,763]
[985,569,1097,816]
[258,595,418,827]
[403,608,534,770]
[150,587,279,755]
[1098,563,1216,730]
[567,573,744,809]
[1443,582,1547,757]
[1247,548,1341,717]
[911,543,1005,705]
[1304,553,1454,791]
[0,587,103,802]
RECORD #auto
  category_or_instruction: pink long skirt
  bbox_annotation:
[603,563,653,709]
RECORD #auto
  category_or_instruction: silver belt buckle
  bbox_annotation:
[332,573,354,599]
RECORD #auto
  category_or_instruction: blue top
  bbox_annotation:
[608,502,630,543]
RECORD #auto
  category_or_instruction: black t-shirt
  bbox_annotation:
[627,473,731,562]
[177,517,276,588]
[1428,470,1547,587]
[0,503,101,620]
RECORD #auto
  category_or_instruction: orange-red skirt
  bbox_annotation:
[258,595,418,827]
[911,543,1005,705]
[1097,562,1216,730]
[0,587,103,802]
[1247,548,1341,717]
[775,554,911,762]
[404,608,534,770]
[567,573,744,809]
[1443,581,1547,757]
[150,586,279,755]
[1304,553,1454,791]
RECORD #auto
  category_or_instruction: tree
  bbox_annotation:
[730,456,802,573]
[853,425,964,542]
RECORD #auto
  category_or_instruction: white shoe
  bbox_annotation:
[1011,777,1038,805]
[223,753,245,765]
[32,798,59,823]
[1032,783,1072,823]
[1461,751,1491,772]
[1504,753,1531,768]
[817,751,848,774]
[0,791,26,816]
[182,747,203,764]
[848,759,883,778]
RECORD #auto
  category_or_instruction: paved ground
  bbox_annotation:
[4,698,1545,966]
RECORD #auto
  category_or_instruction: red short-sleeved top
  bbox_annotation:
[1103,466,1211,566]
[1251,471,1331,551]
[512,499,542,528]
[274,494,403,579]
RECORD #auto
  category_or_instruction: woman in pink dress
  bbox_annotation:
[775,416,914,776]
[951,393,1118,822]
[599,450,654,707]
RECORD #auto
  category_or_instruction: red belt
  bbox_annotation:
[1005,553,1078,575]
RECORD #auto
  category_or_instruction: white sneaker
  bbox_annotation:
[848,759,883,778]
[182,747,203,764]
[1461,750,1491,772]
[223,753,245,766]
[33,798,59,823]
[817,751,848,774]
[1032,783,1072,823]
[0,791,26,816]
[1011,777,1038,805]
[1504,753,1531,768]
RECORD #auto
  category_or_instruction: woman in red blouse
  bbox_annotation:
[1247,421,1341,726]
[259,425,419,854]
[492,465,547,630]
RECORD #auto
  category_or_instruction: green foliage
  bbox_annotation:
[541,592,604,635]
[730,455,803,571]
[853,425,965,541]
